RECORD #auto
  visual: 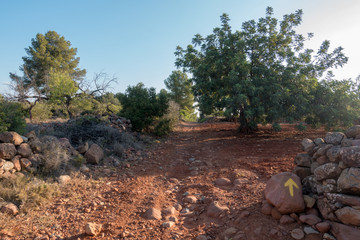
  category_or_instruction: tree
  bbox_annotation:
[21,30,86,89]
[164,70,194,109]
[175,7,348,132]
[9,31,116,119]
[120,83,169,132]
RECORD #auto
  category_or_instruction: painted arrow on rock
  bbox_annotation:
[284,178,299,197]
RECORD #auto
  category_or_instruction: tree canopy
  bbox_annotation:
[175,7,348,132]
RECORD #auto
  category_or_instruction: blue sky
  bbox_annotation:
[1,0,360,94]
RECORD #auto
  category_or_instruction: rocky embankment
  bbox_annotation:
[263,126,360,240]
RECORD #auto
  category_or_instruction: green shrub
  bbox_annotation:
[31,101,53,121]
[272,122,282,132]
[120,83,168,132]
[0,96,26,134]
[154,119,172,136]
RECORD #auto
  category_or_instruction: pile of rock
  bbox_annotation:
[107,114,132,131]
[0,131,105,179]
[263,126,360,239]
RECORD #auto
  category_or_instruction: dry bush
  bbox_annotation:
[0,175,58,213]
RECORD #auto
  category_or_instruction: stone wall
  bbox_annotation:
[263,125,360,239]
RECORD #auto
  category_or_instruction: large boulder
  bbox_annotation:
[314,163,342,181]
[264,172,305,214]
[0,143,16,160]
[0,132,23,146]
[84,144,104,164]
[337,168,360,195]
[325,132,345,145]
[339,146,360,167]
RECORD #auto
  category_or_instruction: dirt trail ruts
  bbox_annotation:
[7,122,326,240]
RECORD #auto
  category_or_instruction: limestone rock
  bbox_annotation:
[162,221,175,228]
[3,161,14,172]
[207,201,229,218]
[17,143,32,158]
[20,158,32,169]
[330,221,360,240]
[303,226,319,235]
[1,203,19,215]
[214,177,231,186]
[316,155,329,165]
[279,215,295,224]
[294,154,311,167]
[0,143,16,160]
[58,175,71,185]
[301,139,315,153]
[162,206,177,217]
[326,146,341,162]
[335,207,360,226]
[11,157,21,171]
[0,132,23,145]
[264,172,305,214]
[340,146,360,167]
[337,167,360,195]
[325,132,345,145]
[325,193,360,207]
[84,144,104,164]
[315,222,330,233]
[85,222,102,236]
[145,208,162,220]
[290,228,304,240]
[293,166,311,180]
[313,144,333,158]
[303,195,316,208]
[317,197,337,221]
[314,138,325,146]
[261,201,273,215]
[314,163,341,181]
[299,214,321,225]
[345,125,360,138]
[184,195,197,204]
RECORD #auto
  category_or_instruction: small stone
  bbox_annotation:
[314,138,325,145]
[184,195,197,204]
[303,226,319,235]
[315,222,330,233]
[3,161,14,172]
[85,222,102,236]
[214,177,231,186]
[224,227,237,236]
[162,206,177,217]
[11,157,21,171]
[323,233,336,240]
[279,215,295,224]
[1,203,19,215]
[261,201,273,215]
[173,203,182,211]
[145,208,162,220]
[20,158,32,168]
[169,178,179,184]
[58,175,71,185]
[335,206,360,225]
[271,207,282,220]
[168,216,178,222]
[84,144,104,164]
[290,228,304,240]
[162,221,175,228]
[207,202,229,218]
[80,164,90,173]
[290,213,300,222]
[330,221,360,240]
[299,214,321,225]
[303,195,316,208]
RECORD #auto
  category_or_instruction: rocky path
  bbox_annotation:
[2,122,326,239]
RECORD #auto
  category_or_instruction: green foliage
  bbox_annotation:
[153,120,172,137]
[93,93,122,115]
[120,83,169,132]
[305,78,360,129]
[180,106,198,122]
[272,122,282,132]
[21,30,86,88]
[0,96,26,134]
[31,101,53,121]
[153,100,181,136]
[175,7,348,132]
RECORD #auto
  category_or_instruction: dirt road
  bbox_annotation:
[5,122,326,239]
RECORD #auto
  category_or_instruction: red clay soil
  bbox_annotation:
[7,122,327,240]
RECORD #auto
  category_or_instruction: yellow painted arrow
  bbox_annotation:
[284,178,299,197]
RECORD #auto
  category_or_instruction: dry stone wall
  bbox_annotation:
[263,125,360,240]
